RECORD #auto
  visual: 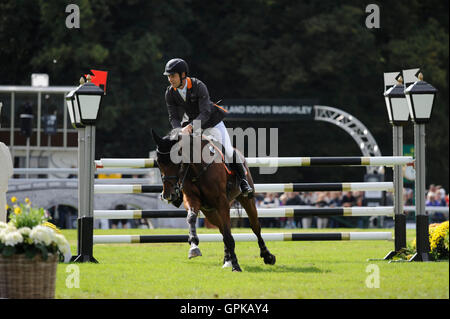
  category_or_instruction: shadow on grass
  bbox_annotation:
[181,258,330,273]
[243,264,329,273]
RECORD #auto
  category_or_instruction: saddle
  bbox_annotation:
[201,134,241,199]
[201,134,234,175]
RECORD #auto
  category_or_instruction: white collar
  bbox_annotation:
[177,79,188,101]
[179,79,187,92]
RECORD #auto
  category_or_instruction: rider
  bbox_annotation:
[163,58,253,196]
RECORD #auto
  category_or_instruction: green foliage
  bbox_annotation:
[1,199,69,260]
[8,204,47,229]
[390,246,416,261]
[0,241,57,261]
[1,245,15,257]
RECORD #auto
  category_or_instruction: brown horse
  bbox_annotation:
[151,128,276,272]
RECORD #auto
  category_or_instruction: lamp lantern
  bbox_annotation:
[73,75,104,125]
[384,74,410,125]
[404,72,438,124]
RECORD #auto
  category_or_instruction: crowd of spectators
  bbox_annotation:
[424,184,449,222]
[230,184,449,229]
[251,190,372,229]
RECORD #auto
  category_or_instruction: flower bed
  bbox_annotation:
[0,197,71,298]
[392,220,449,261]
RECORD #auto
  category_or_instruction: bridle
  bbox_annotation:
[155,135,218,206]
[156,147,190,207]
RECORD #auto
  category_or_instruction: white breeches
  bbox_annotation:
[206,121,234,160]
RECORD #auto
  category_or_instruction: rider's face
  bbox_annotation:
[168,72,185,88]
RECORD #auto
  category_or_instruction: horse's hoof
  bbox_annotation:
[232,266,242,272]
[264,254,276,265]
[188,247,202,259]
[222,260,232,268]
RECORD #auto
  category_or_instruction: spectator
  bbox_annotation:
[254,193,265,208]
[328,191,342,207]
[426,192,438,206]
[434,190,447,207]
[403,188,414,206]
[427,184,436,197]
[280,192,303,228]
[354,192,367,206]
[354,193,369,228]
[315,192,329,228]
[429,190,447,223]
[278,193,288,228]
[260,193,281,227]
[327,191,342,228]
[261,192,280,207]
[341,191,356,207]
[300,192,315,228]
[285,192,303,228]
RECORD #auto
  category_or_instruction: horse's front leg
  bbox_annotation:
[186,207,202,259]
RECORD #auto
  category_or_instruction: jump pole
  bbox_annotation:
[93,182,395,194]
[95,156,414,168]
[93,206,395,219]
[93,232,393,244]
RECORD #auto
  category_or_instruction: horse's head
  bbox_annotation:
[151,128,184,207]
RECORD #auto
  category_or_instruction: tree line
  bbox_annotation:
[0,0,448,188]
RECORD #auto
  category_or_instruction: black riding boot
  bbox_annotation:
[232,160,254,197]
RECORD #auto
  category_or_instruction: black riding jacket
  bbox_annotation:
[165,77,227,129]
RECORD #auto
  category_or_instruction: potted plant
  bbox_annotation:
[0,197,70,299]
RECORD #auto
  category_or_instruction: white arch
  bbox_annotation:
[314,105,382,174]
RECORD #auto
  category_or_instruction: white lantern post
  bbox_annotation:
[382,72,410,259]
[66,75,104,263]
[403,70,438,262]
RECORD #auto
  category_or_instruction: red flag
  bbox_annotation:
[85,70,108,93]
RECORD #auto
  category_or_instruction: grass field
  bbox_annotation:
[55,228,449,299]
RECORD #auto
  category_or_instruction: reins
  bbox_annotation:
[156,140,215,189]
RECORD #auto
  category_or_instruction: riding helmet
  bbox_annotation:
[163,58,189,77]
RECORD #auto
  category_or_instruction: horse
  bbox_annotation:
[151,128,276,272]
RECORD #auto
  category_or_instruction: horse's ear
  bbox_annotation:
[169,127,182,141]
[151,129,163,146]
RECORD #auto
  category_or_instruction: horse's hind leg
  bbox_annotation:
[237,195,276,265]
[204,206,241,271]
[222,224,242,272]
[197,212,232,267]
[223,246,232,268]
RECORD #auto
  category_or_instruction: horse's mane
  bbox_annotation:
[155,128,180,164]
